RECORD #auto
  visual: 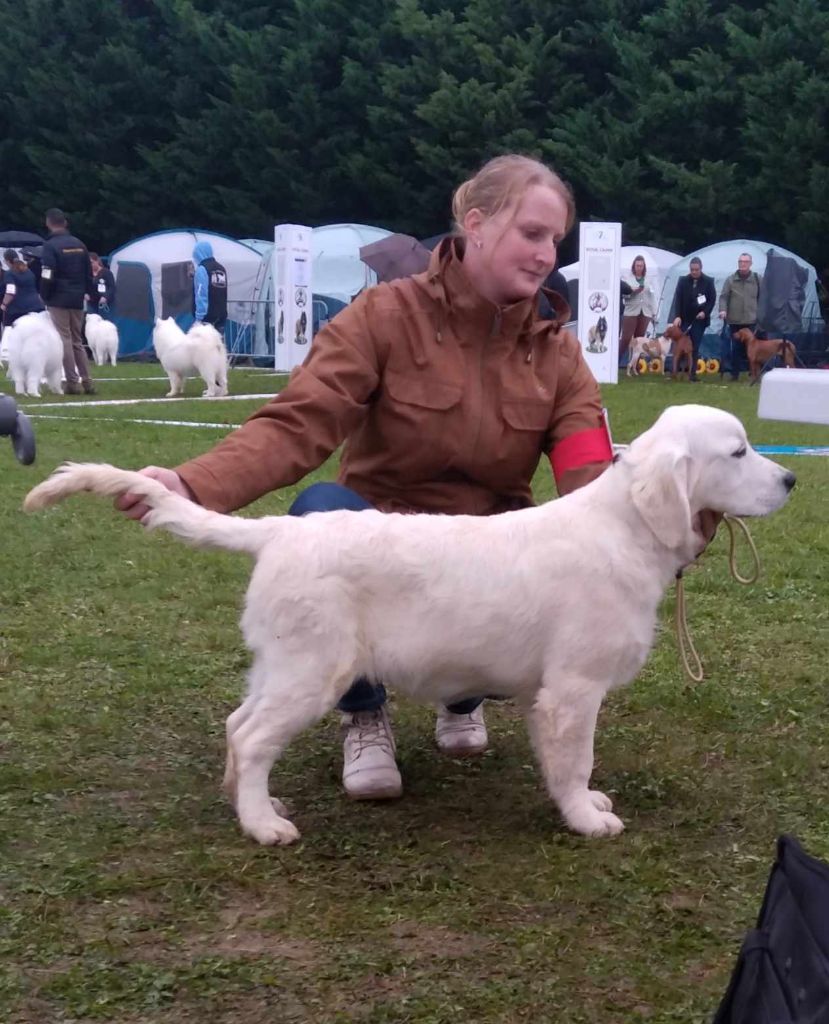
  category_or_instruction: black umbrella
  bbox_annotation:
[0,230,44,248]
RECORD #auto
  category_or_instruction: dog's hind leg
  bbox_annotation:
[222,663,289,819]
[230,652,357,846]
[45,367,64,395]
[524,680,624,838]
[25,368,42,398]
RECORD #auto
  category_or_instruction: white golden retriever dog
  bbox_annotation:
[5,311,64,398]
[85,313,119,366]
[25,405,795,846]
[152,318,228,398]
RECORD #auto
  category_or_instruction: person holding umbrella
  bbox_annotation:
[117,155,714,803]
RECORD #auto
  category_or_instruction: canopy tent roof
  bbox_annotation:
[655,238,821,332]
[241,223,394,305]
[559,244,683,282]
[311,223,392,302]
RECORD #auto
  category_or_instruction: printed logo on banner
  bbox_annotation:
[577,222,622,384]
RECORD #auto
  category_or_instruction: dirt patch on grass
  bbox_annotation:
[387,919,491,960]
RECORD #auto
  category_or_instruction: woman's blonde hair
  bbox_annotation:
[451,154,576,236]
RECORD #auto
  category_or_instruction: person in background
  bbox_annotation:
[718,252,762,381]
[88,253,116,316]
[115,154,721,804]
[192,241,228,333]
[1,249,45,326]
[538,266,571,318]
[620,255,658,360]
[40,207,96,395]
[671,257,716,382]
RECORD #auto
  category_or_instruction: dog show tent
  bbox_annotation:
[560,244,683,320]
[655,239,822,333]
[242,223,393,305]
[559,244,683,282]
[236,224,391,360]
[109,230,267,357]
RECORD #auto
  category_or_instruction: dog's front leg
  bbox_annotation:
[525,683,623,838]
[166,371,182,398]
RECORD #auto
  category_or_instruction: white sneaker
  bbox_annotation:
[341,707,403,800]
[435,704,488,757]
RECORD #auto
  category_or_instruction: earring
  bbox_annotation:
[474,239,483,250]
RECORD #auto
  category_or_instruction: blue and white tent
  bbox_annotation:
[656,239,822,333]
[239,224,392,359]
[109,230,266,357]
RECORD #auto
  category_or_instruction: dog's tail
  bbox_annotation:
[24,463,273,556]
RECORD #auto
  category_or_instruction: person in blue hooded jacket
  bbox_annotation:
[192,241,228,332]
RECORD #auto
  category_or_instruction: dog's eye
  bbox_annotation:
[732,445,747,458]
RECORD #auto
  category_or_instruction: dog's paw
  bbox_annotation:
[587,789,613,813]
[270,796,289,817]
[563,795,625,838]
[243,809,301,846]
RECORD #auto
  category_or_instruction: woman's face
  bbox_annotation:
[470,184,568,306]
[633,258,645,277]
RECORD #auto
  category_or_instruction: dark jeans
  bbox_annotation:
[688,320,706,379]
[287,482,484,716]
[723,322,754,379]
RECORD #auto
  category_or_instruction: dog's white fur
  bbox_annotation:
[85,313,119,366]
[627,334,671,376]
[152,318,228,397]
[24,405,794,846]
[5,311,64,397]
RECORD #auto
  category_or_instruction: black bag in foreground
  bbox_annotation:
[713,835,829,1023]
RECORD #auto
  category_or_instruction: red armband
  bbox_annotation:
[549,423,613,482]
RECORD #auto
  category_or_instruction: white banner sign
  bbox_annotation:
[273,223,313,372]
[577,222,621,384]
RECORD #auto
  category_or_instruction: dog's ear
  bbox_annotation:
[629,446,693,550]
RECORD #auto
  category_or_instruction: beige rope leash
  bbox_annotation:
[675,514,762,683]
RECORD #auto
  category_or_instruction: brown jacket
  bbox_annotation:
[177,239,610,515]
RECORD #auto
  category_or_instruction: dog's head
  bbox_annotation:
[733,328,754,345]
[663,324,688,343]
[626,405,795,552]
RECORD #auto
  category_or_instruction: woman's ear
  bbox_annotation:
[463,208,485,249]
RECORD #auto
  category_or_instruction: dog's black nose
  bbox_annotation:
[783,471,797,492]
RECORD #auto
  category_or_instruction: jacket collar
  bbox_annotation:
[419,236,566,339]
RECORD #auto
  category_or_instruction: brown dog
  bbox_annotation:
[733,328,797,384]
[664,320,694,380]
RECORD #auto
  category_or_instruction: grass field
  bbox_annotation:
[1,363,828,1023]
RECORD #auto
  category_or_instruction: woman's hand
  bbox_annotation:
[115,466,194,521]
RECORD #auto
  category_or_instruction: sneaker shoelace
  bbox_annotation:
[349,711,394,756]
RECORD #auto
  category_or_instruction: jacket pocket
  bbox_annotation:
[384,370,463,410]
[501,398,552,431]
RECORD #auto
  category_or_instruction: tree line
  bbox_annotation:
[1,0,826,273]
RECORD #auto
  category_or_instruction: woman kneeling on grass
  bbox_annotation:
[117,154,621,801]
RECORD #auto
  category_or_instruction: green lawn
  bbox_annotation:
[1,364,828,1023]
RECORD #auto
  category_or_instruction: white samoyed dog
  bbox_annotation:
[5,311,64,398]
[152,318,228,398]
[85,313,119,366]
